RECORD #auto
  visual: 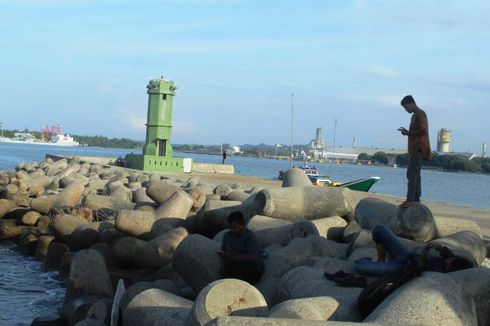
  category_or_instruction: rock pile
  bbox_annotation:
[2,161,488,326]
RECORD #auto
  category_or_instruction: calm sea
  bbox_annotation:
[1,141,490,324]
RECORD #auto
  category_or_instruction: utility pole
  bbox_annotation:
[290,94,294,168]
[332,119,338,162]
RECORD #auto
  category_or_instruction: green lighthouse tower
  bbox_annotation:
[126,77,191,173]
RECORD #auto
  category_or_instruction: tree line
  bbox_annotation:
[359,151,490,174]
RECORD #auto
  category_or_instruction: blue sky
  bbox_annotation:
[0,0,489,153]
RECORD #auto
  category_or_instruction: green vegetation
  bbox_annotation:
[73,135,143,149]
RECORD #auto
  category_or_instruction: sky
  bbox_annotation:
[0,0,489,153]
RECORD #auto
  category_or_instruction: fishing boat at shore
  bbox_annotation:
[277,163,380,192]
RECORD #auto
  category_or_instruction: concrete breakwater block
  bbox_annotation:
[448,267,490,326]
[434,216,482,238]
[354,197,436,242]
[62,250,114,322]
[365,272,478,326]
[254,220,319,248]
[84,194,134,212]
[256,236,345,305]
[268,296,339,320]
[172,234,221,293]
[123,288,193,326]
[152,227,189,265]
[186,187,207,212]
[187,279,268,326]
[253,187,356,222]
[54,214,98,250]
[429,231,487,265]
[310,216,347,241]
[281,168,313,188]
[154,189,193,222]
[52,180,85,211]
[194,199,242,237]
[21,210,41,225]
[115,209,155,239]
[247,215,291,231]
[279,266,362,322]
[224,190,251,202]
[35,235,55,261]
[146,180,179,205]
[113,236,163,270]
[44,242,70,272]
[31,195,57,214]
[208,316,382,325]
[0,198,13,218]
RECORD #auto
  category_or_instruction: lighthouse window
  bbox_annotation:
[162,95,167,122]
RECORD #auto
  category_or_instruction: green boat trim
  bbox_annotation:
[335,176,381,192]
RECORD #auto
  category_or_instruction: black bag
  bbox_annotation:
[357,257,422,318]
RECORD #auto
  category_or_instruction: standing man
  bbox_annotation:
[398,95,431,208]
[222,151,227,164]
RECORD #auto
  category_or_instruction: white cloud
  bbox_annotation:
[375,95,401,108]
[367,66,396,78]
[128,116,146,133]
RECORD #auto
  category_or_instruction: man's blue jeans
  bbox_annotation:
[407,151,423,202]
[354,224,413,276]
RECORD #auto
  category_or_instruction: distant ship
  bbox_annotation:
[0,124,79,147]
[0,134,80,147]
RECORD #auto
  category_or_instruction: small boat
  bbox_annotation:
[310,176,381,192]
[278,163,380,192]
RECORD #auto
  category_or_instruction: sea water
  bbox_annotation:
[1,141,490,324]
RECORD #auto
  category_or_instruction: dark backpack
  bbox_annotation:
[357,257,422,318]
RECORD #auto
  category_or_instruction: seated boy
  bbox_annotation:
[219,211,264,284]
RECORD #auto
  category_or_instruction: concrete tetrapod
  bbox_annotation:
[62,250,114,322]
[208,316,382,325]
[187,278,268,326]
[123,288,193,326]
[253,187,356,222]
[365,272,478,326]
[115,209,155,239]
[113,236,162,270]
[354,197,436,242]
[254,220,320,248]
[281,168,313,188]
[433,216,483,238]
[52,181,85,211]
[448,267,490,326]
[309,216,347,242]
[172,234,221,294]
[194,199,243,237]
[268,296,339,320]
[279,266,362,322]
[429,231,487,265]
[255,236,345,306]
[146,179,179,205]
[153,190,194,235]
